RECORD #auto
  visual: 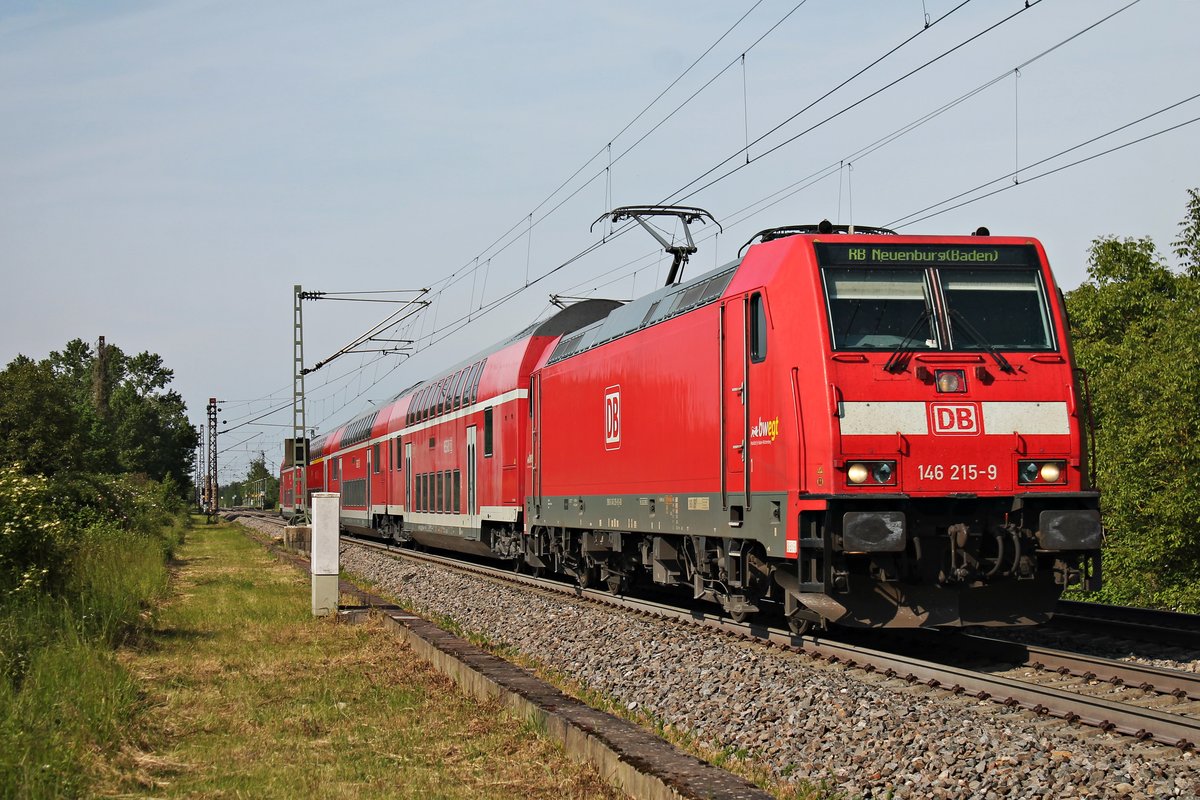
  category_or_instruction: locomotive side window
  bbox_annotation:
[483,407,494,457]
[750,293,768,362]
[939,269,1054,350]
[823,269,935,350]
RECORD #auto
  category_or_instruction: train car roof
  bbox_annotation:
[314,297,623,435]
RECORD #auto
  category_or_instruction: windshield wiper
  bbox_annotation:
[948,309,1015,373]
[883,310,932,373]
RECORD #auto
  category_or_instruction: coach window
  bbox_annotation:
[373,444,381,474]
[750,293,768,362]
[468,361,484,403]
[437,470,445,512]
[453,470,461,514]
[333,458,340,481]
[450,369,466,410]
[483,407,494,457]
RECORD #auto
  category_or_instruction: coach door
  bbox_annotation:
[404,442,412,512]
[721,294,752,516]
[466,425,478,516]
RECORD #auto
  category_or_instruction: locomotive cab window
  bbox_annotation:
[939,269,1054,350]
[750,293,768,362]
[823,269,935,350]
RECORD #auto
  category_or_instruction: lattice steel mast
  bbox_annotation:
[206,397,218,519]
[291,285,310,523]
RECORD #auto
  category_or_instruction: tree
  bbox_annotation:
[1066,189,1200,611]
[0,339,199,494]
[0,356,85,476]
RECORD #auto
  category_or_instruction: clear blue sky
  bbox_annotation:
[2,0,1197,484]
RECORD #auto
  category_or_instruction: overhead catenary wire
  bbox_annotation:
[411,1,781,304]
[290,0,1137,422]
[224,0,964,439]
[557,3,1147,299]
[217,1,1161,476]
[888,108,1200,229]
[667,0,1041,205]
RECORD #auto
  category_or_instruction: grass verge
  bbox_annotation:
[0,514,185,800]
[101,520,624,799]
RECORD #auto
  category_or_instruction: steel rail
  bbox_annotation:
[1053,600,1200,649]
[961,633,1200,703]
[340,535,1199,751]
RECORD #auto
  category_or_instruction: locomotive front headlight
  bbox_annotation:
[871,461,895,484]
[847,463,869,484]
[1019,461,1040,484]
[935,369,966,393]
[1039,462,1062,483]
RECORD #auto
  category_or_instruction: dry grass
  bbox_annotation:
[99,521,624,799]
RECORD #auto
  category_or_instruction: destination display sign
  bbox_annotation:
[815,243,1038,268]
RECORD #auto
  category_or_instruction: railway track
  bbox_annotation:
[1051,599,1200,650]
[335,532,1200,751]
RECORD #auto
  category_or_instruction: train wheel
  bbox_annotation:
[577,563,599,589]
[605,573,625,594]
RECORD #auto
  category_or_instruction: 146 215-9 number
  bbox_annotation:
[917,464,998,481]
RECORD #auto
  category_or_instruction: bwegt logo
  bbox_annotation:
[930,403,979,435]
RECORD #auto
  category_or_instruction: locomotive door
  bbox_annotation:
[721,294,752,513]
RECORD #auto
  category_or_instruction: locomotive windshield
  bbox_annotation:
[825,269,937,349]
[816,243,1055,352]
[937,268,1053,350]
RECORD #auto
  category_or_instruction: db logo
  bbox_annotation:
[930,403,979,435]
[604,386,621,450]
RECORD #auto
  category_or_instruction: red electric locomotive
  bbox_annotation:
[283,209,1102,632]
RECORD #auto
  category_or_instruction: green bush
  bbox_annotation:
[0,466,187,798]
[0,467,69,600]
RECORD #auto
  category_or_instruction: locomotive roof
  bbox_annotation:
[547,260,739,366]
